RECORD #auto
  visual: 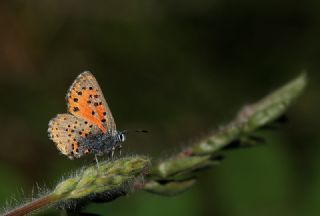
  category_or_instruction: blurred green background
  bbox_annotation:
[0,1,319,215]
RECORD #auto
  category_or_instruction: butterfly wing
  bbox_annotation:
[48,114,101,158]
[66,71,116,135]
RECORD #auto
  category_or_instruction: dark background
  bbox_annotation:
[0,1,319,215]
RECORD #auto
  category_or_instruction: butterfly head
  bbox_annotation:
[117,132,126,143]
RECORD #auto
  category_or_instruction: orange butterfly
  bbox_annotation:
[48,71,125,159]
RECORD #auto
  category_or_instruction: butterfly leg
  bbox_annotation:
[111,146,115,159]
[95,155,100,169]
[118,144,122,156]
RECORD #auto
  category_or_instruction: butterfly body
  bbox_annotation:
[78,131,125,157]
[48,71,125,159]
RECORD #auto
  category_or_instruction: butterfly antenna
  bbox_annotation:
[122,129,149,134]
[135,129,149,133]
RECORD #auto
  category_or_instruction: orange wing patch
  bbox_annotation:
[68,88,107,133]
[66,71,116,135]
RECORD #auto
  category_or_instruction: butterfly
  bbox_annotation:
[48,71,126,160]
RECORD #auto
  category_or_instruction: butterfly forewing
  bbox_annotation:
[66,71,116,134]
[48,114,101,158]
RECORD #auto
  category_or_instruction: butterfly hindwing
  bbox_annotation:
[48,113,101,158]
[66,71,116,135]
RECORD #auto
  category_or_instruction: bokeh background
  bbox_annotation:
[0,1,319,216]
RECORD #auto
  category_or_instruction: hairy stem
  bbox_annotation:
[5,194,59,216]
[145,73,306,195]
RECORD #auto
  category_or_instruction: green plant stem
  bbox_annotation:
[4,156,150,216]
[146,73,306,195]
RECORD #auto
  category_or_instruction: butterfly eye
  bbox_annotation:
[118,133,126,142]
